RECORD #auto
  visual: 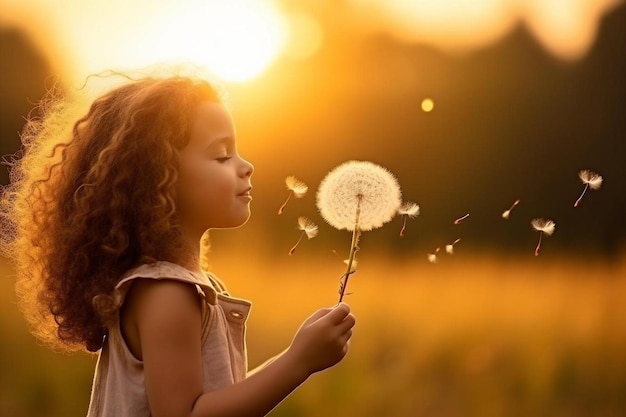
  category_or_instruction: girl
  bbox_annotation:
[0,72,355,417]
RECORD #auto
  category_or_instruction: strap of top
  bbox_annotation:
[114,261,221,307]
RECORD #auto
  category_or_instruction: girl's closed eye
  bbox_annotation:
[216,156,232,163]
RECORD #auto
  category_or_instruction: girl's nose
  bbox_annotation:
[240,157,254,178]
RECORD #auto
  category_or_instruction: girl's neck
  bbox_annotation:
[177,248,203,275]
[178,229,205,275]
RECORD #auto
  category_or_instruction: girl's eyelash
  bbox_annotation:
[216,156,232,162]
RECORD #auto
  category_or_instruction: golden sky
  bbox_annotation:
[0,0,622,83]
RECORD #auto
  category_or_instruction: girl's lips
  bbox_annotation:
[238,187,252,198]
[238,193,252,201]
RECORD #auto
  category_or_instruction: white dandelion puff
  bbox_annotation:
[317,161,402,232]
[502,199,520,219]
[574,170,603,208]
[398,201,420,237]
[288,216,318,256]
[317,160,402,302]
[531,218,556,256]
[445,238,462,254]
[278,176,308,215]
[427,247,440,263]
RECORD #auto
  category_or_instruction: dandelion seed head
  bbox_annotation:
[578,170,603,190]
[286,176,308,197]
[531,218,556,236]
[297,216,319,239]
[398,202,420,217]
[316,160,402,231]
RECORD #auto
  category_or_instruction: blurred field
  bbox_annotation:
[1,252,625,417]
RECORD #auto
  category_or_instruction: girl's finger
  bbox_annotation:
[304,307,333,325]
[326,303,351,324]
[336,313,355,334]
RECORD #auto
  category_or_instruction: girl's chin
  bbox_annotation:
[212,214,251,230]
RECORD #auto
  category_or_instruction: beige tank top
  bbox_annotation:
[86,261,251,417]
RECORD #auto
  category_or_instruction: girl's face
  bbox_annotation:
[176,101,254,236]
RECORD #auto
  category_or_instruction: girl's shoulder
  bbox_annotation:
[117,261,203,287]
[115,261,221,306]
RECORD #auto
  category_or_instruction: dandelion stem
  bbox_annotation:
[574,184,588,208]
[535,232,543,256]
[289,232,305,256]
[278,192,292,215]
[339,196,362,303]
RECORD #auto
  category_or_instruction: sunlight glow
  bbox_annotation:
[350,0,623,60]
[0,0,622,85]
[521,0,617,60]
[0,0,289,83]
[147,1,288,81]
[283,12,324,60]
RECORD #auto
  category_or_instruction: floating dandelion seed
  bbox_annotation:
[343,258,358,273]
[454,213,470,224]
[278,176,308,215]
[332,250,359,274]
[332,249,359,271]
[398,201,420,237]
[288,216,318,256]
[317,160,402,302]
[531,218,556,256]
[445,238,462,254]
[574,170,603,208]
[427,247,440,263]
[502,199,520,219]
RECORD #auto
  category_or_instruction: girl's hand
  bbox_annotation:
[286,303,356,376]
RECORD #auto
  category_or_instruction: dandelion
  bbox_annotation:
[454,213,469,224]
[317,160,402,302]
[398,201,420,237]
[288,216,318,255]
[531,218,556,256]
[445,238,462,254]
[574,170,603,208]
[502,199,520,219]
[278,176,308,215]
[427,247,440,263]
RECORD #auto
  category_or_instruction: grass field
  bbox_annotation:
[1,252,625,417]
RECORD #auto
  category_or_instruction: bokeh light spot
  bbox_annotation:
[421,98,435,112]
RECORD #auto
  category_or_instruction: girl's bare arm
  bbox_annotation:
[125,279,354,417]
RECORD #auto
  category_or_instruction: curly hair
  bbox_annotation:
[0,74,222,352]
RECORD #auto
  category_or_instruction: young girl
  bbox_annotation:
[0,72,355,416]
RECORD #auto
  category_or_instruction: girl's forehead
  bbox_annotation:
[189,101,236,144]
[194,101,233,127]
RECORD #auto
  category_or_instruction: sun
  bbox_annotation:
[3,0,290,84]
[145,1,288,82]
